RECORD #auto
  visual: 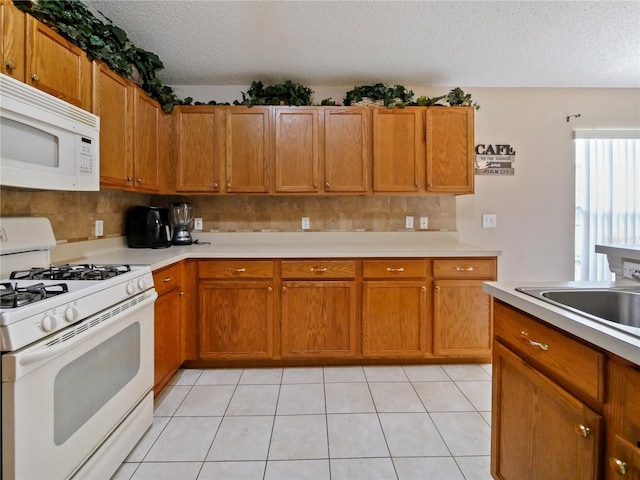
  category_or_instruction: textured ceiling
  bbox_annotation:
[84,1,640,88]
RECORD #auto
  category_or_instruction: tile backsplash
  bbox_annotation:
[1,187,456,243]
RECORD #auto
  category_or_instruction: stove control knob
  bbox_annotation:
[126,283,136,295]
[41,315,57,332]
[65,306,79,323]
[137,278,148,291]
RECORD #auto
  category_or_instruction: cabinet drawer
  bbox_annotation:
[199,260,274,279]
[494,302,605,403]
[152,263,182,296]
[362,259,428,278]
[433,258,496,279]
[281,260,355,279]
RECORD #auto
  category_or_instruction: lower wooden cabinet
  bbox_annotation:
[198,260,275,359]
[492,341,603,480]
[152,263,184,394]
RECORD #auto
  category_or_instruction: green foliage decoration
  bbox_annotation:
[234,80,314,106]
[414,88,480,110]
[344,83,414,108]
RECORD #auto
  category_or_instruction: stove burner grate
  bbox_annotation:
[0,282,69,308]
[9,264,132,281]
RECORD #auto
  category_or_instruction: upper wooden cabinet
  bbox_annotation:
[1,0,26,80]
[273,107,321,193]
[323,107,372,193]
[222,106,271,193]
[26,16,92,110]
[174,106,221,193]
[372,107,425,192]
[426,107,475,193]
[94,62,134,189]
[132,86,164,192]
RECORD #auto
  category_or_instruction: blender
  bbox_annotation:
[169,202,195,245]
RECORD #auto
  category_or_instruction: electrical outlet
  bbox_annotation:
[482,214,497,229]
[301,217,310,230]
[623,260,640,280]
[194,218,203,231]
[95,220,103,237]
[405,216,414,229]
[419,216,429,230]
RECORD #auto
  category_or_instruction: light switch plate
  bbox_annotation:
[482,214,497,228]
[95,220,103,237]
[419,217,429,230]
[405,216,414,229]
[301,217,310,230]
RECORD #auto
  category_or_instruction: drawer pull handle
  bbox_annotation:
[575,424,591,437]
[310,266,327,273]
[456,266,475,272]
[228,267,246,273]
[609,457,627,476]
[386,267,405,273]
[520,331,549,351]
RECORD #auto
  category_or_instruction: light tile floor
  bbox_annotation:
[112,364,493,480]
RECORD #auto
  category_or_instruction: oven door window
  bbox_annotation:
[53,323,141,445]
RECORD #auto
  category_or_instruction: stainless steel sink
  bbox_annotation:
[516,286,640,333]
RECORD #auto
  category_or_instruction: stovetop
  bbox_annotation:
[0,282,69,309]
[9,264,132,281]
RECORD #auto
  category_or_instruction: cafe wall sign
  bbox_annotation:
[475,144,515,175]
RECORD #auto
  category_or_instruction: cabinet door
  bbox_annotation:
[608,435,640,480]
[433,279,492,358]
[26,16,91,110]
[1,0,26,80]
[362,280,428,358]
[274,107,320,193]
[426,107,474,193]
[223,107,270,193]
[133,87,161,192]
[281,281,357,358]
[492,342,603,480]
[175,106,221,193]
[324,107,371,193]
[199,280,274,359]
[153,285,182,394]
[372,108,424,192]
[93,62,134,189]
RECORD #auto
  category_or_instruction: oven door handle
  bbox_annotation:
[17,292,157,368]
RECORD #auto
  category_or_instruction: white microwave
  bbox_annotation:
[0,73,100,191]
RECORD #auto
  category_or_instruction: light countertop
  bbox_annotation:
[53,231,501,271]
[484,281,640,366]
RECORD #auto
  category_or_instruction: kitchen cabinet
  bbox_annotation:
[152,263,185,394]
[222,106,271,193]
[432,258,496,359]
[273,107,321,193]
[426,107,474,193]
[372,107,425,192]
[361,259,430,358]
[280,260,357,358]
[26,15,92,110]
[93,62,134,189]
[198,260,275,359]
[606,359,640,479]
[132,85,164,192]
[1,0,26,80]
[323,107,372,193]
[492,341,603,480]
[174,105,221,193]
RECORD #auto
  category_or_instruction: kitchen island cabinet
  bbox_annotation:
[198,260,275,360]
[362,259,430,358]
[280,260,357,358]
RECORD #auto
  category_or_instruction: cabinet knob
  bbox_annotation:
[213,181,219,190]
[31,73,39,82]
[5,60,15,70]
[226,182,231,189]
[282,286,287,293]
[313,182,318,189]
[267,286,272,293]
[325,182,330,189]
[386,267,405,273]
[421,286,427,292]
[178,291,184,296]
[310,266,327,273]
[575,424,591,437]
[609,457,627,476]
[520,330,549,351]
[127,176,133,182]
[136,178,142,183]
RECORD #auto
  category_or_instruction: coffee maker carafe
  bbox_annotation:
[169,202,195,245]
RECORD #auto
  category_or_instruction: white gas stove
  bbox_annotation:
[1,217,155,480]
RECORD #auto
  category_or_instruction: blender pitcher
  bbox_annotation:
[169,202,195,245]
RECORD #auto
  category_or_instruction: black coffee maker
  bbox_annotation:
[169,202,195,245]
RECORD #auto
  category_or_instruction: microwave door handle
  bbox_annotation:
[18,293,156,367]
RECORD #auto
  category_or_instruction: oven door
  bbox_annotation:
[2,291,156,480]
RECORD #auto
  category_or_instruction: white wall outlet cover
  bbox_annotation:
[95,220,103,237]
[482,213,497,228]
[419,217,429,229]
[405,216,414,229]
[194,218,203,231]
[301,217,310,230]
